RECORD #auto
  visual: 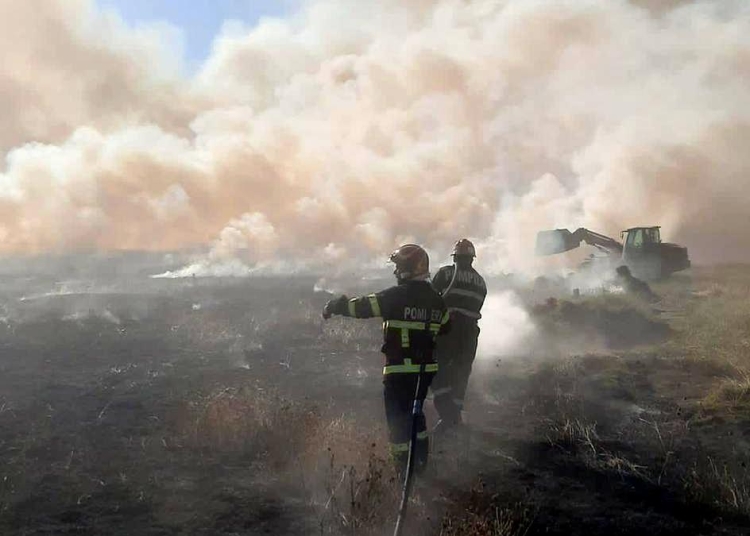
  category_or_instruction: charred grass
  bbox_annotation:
[0,278,426,535]
[3,267,750,534]
[439,265,750,535]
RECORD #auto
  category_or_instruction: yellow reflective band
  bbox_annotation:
[416,431,429,441]
[368,294,381,317]
[347,299,357,317]
[441,311,450,324]
[389,442,410,453]
[383,363,439,375]
[386,320,427,330]
[401,328,410,348]
[386,319,442,332]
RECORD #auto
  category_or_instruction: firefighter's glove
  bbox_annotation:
[322,295,349,320]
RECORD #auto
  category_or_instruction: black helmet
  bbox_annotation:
[389,244,430,281]
[452,238,476,257]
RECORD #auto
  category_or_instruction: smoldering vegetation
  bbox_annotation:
[452,268,750,536]
[529,295,672,351]
[0,258,396,535]
[1,255,750,535]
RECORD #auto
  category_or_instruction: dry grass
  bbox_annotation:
[176,385,322,463]
[529,294,671,353]
[664,267,750,367]
[545,418,600,456]
[703,368,750,416]
[173,384,404,535]
[523,266,750,526]
[660,267,750,422]
[544,415,651,482]
[313,451,401,535]
[684,457,750,517]
[439,493,534,536]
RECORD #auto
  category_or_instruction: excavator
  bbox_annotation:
[535,226,690,279]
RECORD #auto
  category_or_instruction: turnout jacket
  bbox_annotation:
[327,280,450,375]
[432,265,487,320]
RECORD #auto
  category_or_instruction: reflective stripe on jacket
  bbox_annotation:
[332,280,450,372]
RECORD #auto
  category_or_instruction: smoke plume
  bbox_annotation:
[477,291,535,360]
[1,0,749,271]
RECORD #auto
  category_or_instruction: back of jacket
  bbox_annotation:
[432,265,487,320]
[340,280,450,372]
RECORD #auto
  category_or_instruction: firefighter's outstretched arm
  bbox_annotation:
[322,293,383,320]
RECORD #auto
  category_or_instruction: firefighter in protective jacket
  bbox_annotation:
[322,244,450,473]
[430,239,487,430]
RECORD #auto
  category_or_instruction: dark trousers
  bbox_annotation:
[383,371,435,474]
[431,315,480,424]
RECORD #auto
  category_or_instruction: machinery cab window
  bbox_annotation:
[627,228,644,249]
[626,227,661,250]
[645,227,661,244]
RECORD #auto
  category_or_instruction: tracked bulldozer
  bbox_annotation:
[535,226,690,280]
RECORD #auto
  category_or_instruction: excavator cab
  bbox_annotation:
[621,227,663,279]
[622,227,661,248]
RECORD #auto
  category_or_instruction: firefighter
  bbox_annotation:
[430,239,487,432]
[322,244,450,474]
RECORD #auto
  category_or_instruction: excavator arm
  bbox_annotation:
[535,228,623,256]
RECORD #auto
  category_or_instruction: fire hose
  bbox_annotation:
[393,362,426,536]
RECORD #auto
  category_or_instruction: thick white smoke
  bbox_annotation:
[1,0,749,271]
[476,291,535,360]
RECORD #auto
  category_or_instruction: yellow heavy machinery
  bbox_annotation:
[535,226,690,280]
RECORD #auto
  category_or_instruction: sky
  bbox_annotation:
[97,0,292,70]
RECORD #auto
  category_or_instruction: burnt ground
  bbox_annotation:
[1,265,750,535]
